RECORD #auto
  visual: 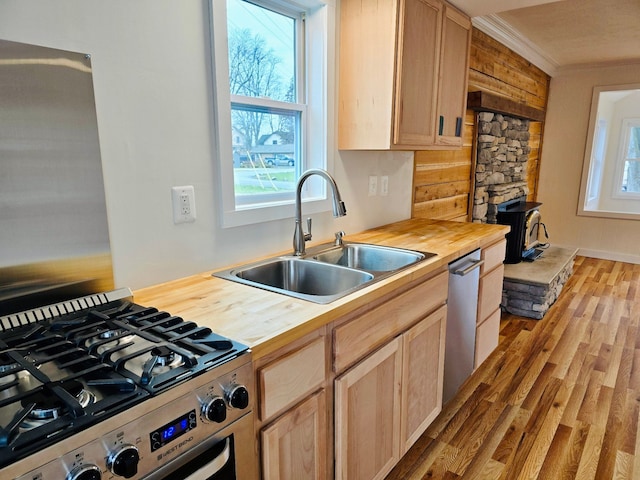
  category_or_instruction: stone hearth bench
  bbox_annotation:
[502,246,578,319]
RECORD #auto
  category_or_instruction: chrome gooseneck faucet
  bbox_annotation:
[293,169,347,256]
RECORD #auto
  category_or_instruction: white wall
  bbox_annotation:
[538,62,640,264]
[0,1,414,289]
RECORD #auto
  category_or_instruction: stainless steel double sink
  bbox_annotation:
[213,242,436,304]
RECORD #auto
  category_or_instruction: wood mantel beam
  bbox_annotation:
[467,91,546,122]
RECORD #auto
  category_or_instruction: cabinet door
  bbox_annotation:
[400,305,447,453]
[477,264,504,323]
[335,337,402,480]
[435,4,471,146]
[261,390,327,480]
[393,0,442,147]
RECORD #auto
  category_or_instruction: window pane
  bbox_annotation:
[227,0,296,103]
[231,105,298,201]
[623,160,640,193]
[628,126,640,159]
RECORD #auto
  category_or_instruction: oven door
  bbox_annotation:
[145,412,257,480]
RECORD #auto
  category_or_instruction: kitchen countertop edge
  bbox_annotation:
[134,218,510,360]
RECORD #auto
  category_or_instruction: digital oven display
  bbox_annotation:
[150,409,196,452]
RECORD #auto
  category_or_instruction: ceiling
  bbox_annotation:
[449,0,640,75]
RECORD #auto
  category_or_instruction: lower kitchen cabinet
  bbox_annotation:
[475,239,506,367]
[261,390,328,480]
[401,305,447,452]
[255,329,331,480]
[255,268,450,480]
[475,307,501,367]
[335,337,403,480]
[334,305,447,480]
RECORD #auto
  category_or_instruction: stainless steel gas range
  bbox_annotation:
[0,288,256,480]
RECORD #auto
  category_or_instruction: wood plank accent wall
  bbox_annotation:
[413,111,475,222]
[412,27,550,221]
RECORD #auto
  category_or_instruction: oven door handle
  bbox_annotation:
[183,438,232,480]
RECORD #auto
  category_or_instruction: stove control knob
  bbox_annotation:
[226,384,250,410]
[108,443,140,478]
[67,464,102,480]
[203,396,227,423]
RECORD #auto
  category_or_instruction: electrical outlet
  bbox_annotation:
[172,186,196,224]
[368,175,378,197]
[380,176,389,196]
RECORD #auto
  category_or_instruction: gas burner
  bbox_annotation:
[85,332,136,353]
[140,346,184,385]
[151,346,181,368]
[0,364,19,376]
[98,328,128,340]
[20,382,95,430]
[0,354,20,378]
[0,293,250,471]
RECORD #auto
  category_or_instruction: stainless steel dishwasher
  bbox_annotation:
[443,249,483,403]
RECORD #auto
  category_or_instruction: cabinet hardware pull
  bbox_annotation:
[452,259,484,276]
[455,117,462,137]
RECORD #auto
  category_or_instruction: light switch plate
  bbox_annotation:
[368,175,378,197]
[380,176,389,196]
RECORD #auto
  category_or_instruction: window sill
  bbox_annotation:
[221,197,333,228]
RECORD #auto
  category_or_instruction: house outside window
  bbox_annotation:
[210,0,333,227]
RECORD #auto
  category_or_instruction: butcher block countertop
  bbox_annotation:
[134,218,509,360]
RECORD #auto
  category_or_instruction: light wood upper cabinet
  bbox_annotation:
[436,5,472,147]
[393,0,442,147]
[338,0,471,150]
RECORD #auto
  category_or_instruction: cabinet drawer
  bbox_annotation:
[334,270,448,373]
[259,337,326,421]
[475,307,500,368]
[477,265,504,323]
[480,239,506,276]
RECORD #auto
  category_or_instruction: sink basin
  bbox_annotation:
[213,242,435,304]
[215,258,374,304]
[311,243,431,272]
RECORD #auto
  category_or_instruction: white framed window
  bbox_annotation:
[210,0,333,228]
[578,85,640,219]
[586,118,608,208]
[614,118,640,198]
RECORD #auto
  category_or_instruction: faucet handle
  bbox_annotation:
[334,230,346,246]
[305,217,312,241]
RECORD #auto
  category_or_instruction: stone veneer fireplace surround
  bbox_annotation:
[472,112,532,224]
[465,100,576,319]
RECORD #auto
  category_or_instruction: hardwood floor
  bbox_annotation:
[385,256,640,479]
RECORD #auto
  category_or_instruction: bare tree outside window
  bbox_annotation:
[226,0,300,200]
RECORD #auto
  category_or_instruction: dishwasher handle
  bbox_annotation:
[452,259,484,276]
